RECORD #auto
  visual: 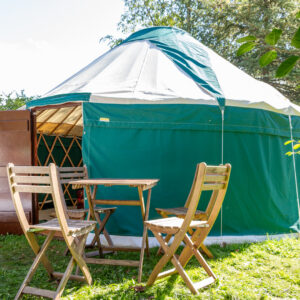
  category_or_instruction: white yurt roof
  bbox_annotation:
[26,27,300,136]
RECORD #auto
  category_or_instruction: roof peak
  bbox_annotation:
[121,26,225,108]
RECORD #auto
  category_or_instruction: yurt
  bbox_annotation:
[26,27,300,243]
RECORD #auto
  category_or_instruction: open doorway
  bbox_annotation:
[32,104,84,221]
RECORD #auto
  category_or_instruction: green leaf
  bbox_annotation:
[285,151,293,156]
[296,11,300,18]
[276,56,299,77]
[291,26,300,48]
[237,42,256,56]
[265,29,282,45]
[297,85,300,89]
[259,50,277,67]
[284,140,294,146]
[293,143,300,150]
[237,36,257,43]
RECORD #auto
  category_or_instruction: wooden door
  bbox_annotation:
[0,110,37,234]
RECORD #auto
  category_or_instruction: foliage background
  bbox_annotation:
[0,91,34,111]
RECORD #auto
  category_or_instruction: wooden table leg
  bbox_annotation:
[85,184,103,257]
[138,188,152,282]
[138,187,150,256]
[144,189,152,256]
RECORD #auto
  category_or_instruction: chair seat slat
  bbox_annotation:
[29,218,96,236]
[145,217,208,231]
[156,207,207,218]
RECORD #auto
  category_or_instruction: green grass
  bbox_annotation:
[0,235,299,299]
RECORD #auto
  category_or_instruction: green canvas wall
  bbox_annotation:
[82,102,300,237]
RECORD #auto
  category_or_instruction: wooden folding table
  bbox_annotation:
[69,178,159,282]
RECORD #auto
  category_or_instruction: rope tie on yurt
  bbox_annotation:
[220,107,225,237]
[289,115,300,234]
[221,108,224,165]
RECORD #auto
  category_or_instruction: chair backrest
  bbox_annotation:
[202,164,231,226]
[179,163,231,237]
[182,163,231,255]
[58,166,87,184]
[58,166,87,207]
[7,164,55,233]
[7,163,71,237]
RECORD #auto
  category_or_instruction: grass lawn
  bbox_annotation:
[0,235,299,299]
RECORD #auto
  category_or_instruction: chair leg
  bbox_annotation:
[149,231,198,294]
[188,228,213,258]
[75,239,87,276]
[103,228,114,248]
[25,232,54,277]
[101,211,114,247]
[54,257,75,299]
[91,210,114,250]
[183,234,216,279]
[147,231,179,286]
[68,233,93,285]
[170,253,199,295]
[148,231,216,295]
[63,246,69,256]
[63,211,89,257]
[55,234,92,299]
[200,244,214,258]
[156,234,213,258]
[15,232,55,300]
[92,223,104,257]
[156,233,172,255]
[178,227,208,269]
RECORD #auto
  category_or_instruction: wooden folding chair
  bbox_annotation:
[58,166,116,252]
[156,166,217,258]
[7,163,97,300]
[144,162,231,295]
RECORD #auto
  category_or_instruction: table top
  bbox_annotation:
[69,178,159,187]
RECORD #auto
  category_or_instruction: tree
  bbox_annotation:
[114,0,299,102]
[0,91,34,111]
[237,11,299,84]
